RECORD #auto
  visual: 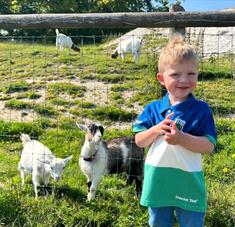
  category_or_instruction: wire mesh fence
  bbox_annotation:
[0,28,234,225]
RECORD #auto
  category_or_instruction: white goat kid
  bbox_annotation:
[18,134,73,199]
[111,36,142,63]
[77,123,144,201]
[55,29,80,52]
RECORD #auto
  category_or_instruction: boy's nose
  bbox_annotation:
[179,75,188,83]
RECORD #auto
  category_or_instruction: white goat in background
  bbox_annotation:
[55,29,80,52]
[77,123,144,201]
[18,134,73,199]
[111,36,143,63]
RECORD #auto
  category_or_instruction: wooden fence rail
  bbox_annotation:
[0,10,235,29]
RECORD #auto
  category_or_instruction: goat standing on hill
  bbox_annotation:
[77,123,144,201]
[111,36,143,63]
[55,29,80,52]
[18,134,73,199]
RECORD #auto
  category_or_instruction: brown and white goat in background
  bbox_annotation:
[55,29,80,52]
[77,123,144,201]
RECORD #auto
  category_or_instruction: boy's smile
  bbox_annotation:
[157,61,198,105]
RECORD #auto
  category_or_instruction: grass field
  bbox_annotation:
[0,35,234,226]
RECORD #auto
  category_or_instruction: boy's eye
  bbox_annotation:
[188,73,197,78]
[170,74,179,77]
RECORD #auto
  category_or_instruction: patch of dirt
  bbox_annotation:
[79,80,110,106]
[0,76,142,130]
[187,27,235,56]
[0,108,37,122]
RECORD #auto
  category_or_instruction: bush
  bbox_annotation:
[199,70,232,80]
[47,82,86,97]
[0,120,42,141]
[3,81,30,93]
[5,99,31,110]
[33,104,58,117]
[72,105,137,122]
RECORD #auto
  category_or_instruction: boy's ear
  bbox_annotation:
[157,73,165,86]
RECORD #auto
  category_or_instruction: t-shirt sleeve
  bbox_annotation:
[132,106,152,133]
[196,106,217,145]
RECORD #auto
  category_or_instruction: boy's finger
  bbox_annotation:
[165,112,174,119]
[172,122,177,130]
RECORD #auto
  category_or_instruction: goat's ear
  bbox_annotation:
[64,155,73,165]
[98,126,104,135]
[76,123,87,132]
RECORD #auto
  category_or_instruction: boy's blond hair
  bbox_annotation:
[158,36,198,73]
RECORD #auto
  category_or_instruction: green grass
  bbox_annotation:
[47,82,86,97]
[0,38,234,226]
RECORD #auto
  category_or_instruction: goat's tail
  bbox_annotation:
[55,29,59,36]
[20,133,31,145]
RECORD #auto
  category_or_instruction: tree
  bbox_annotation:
[1,0,179,14]
[0,0,182,40]
[154,0,170,12]
[0,0,11,14]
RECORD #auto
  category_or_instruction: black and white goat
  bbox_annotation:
[111,36,143,63]
[55,29,80,52]
[77,123,144,201]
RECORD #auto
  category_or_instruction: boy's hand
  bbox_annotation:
[164,121,183,145]
[154,112,174,136]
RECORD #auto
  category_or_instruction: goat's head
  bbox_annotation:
[111,50,118,59]
[46,155,73,181]
[20,133,31,145]
[71,44,80,52]
[77,123,104,144]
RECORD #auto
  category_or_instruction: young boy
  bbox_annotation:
[133,36,217,227]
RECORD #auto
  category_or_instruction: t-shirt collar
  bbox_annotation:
[159,93,195,115]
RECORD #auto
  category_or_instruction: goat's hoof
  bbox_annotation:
[87,194,95,202]
[86,197,93,202]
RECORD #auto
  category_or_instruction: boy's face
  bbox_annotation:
[157,60,198,104]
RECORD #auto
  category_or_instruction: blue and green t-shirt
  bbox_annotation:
[133,93,217,212]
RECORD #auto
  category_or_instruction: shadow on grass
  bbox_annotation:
[45,184,87,203]
[16,182,86,203]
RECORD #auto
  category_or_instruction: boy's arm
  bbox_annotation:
[178,132,214,154]
[135,126,161,148]
[135,113,174,148]
[165,122,215,154]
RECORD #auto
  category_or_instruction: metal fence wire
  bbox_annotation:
[0,28,234,197]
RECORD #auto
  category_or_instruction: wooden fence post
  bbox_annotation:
[169,3,186,36]
[0,11,235,29]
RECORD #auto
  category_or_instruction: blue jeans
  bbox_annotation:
[148,207,205,227]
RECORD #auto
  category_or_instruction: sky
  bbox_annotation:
[174,0,235,11]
